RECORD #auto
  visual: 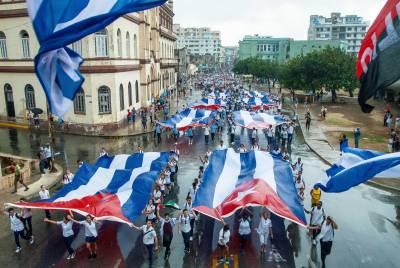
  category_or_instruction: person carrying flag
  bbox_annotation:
[69,214,100,259]
[158,212,176,260]
[178,209,192,254]
[130,220,158,266]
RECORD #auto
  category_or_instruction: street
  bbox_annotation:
[0,92,399,268]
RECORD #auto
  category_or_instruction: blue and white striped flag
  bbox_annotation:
[316,147,400,193]
[27,0,166,116]
[233,110,285,129]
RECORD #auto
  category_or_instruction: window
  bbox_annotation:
[0,31,7,58]
[128,82,132,106]
[119,84,124,111]
[74,88,86,114]
[95,29,109,57]
[134,34,138,58]
[98,86,111,113]
[126,32,131,58]
[20,30,30,58]
[117,29,122,57]
[24,84,35,109]
[71,40,82,54]
[135,80,139,103]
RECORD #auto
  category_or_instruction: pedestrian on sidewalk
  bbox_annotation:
[43,211,76,260]
[69,214,99,259]
[11,162,29,193]
[131,220,158,265]
[218,223,231,264]
[178,209,192,254]
[39,185,51,219]
[288,123,294,145]
[20,198,33,237]
[3,207,34,253]
[308,216,338,268]
[354,128,361,148]
[127,109,132,123]
[158,212,176,260]
[305,113,311,131]
[339,134,349,152]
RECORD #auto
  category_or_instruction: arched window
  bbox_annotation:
[126,32,131,58]
[71,40,82,55]
[0,31,7,58]
[133,34,138,58]
[74,88,86,114]
[135,80,139,103]
[98,86,111,113]
[116,29,122,57]
[128,82,132,106]
[119,84,124,111]
[20,30,30,58]
[95,29,109,57]
[24,84,35,109]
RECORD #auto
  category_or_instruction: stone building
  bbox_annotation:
[0,0,177,131]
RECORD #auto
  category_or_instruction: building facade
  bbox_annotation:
[308,12,369,54]
[238,35,346,62]
[0,0,177,131]
[174,24,222,60]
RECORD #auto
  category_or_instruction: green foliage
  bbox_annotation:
[234,47,360,100]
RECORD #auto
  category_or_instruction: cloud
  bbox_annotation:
[174,0,387,46]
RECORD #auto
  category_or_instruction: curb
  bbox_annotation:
[293,104,400,194]
[0,122,29,129]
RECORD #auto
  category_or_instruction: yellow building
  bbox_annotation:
[0,0,177,130]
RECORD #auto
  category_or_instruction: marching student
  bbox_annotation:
[178,209,192,254]
[39,185,51,219]
[130,220,158,266]
[3,207,34,253]
[19,198,33,237]
[256,211,273,258]
[237,208,252,254]
[43,211,76,260]
[218,223,231,264]
[158,211,176,260]
[69,214,99,259]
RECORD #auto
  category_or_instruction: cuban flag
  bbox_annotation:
[233,110,285,129]
[159,108,216,131]
[27,0,166,116]
[8,152,168,224]
[191,98,225,110]
[315,147,400,193]
[193,149,307,226]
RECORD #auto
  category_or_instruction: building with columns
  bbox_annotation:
[0,0,177,131]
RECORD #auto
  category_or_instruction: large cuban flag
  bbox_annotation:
[315,147,400,193]
[8,152,168,224]
[191,98,225,110]
[233,110,285,129]
[159,108,216,131]
[193,149,307,226]
[27,0,166,116]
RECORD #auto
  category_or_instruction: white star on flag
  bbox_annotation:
[231,187,257,203]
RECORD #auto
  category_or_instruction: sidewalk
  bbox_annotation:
[297,105,400,193]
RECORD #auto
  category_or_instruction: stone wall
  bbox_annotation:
[0,154,38,191]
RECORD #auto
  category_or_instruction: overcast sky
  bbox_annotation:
[174,0,387,46]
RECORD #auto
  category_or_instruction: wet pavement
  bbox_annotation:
[0,91,399,268]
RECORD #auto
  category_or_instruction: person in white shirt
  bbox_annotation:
[142,199,157,223]
[44,211,76,260]
[238,144,247,153]
[131,220,158,265]
[288,123,294,145]
[267,125,274,147]
[178,209,192,253]
[98,148,107,158]
[238,208,252,253]
[19,198,33,237]
[217,140,226,150]
[204,125,210,144]
[69,214,99,259]
[218,223,231,264]
[308,216,338,268]
[256,211,273,256]
[152,185,162,209]
[3,207,34,253]
[158,212,176,260]
[62,170,74,185]
[295,175,305,195]
[183,196,196,240]
[39,185,51,219]
[307,201,326,240]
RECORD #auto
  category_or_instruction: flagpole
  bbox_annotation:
[46,102,56,173]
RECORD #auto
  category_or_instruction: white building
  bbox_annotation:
[0,0,177,133]
[174,24,222,59]
[308,12,369,54]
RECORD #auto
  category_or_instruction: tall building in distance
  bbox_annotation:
[0,0,177,133]
[174,24,222,59]
[238,35,345,62]
[308,12,369,54]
